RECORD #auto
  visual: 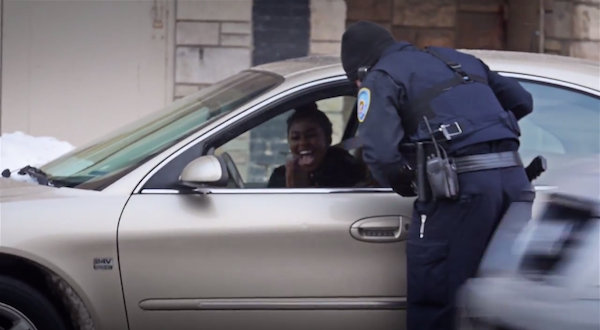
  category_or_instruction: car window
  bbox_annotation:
[518,81,599,163]
[214,96,356,188]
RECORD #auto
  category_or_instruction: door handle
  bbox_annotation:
[350,216,409,242]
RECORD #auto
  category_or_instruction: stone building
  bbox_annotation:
[343,0,599,60]
[172,0,599,99]
[543,0,600,59]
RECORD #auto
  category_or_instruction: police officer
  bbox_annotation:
[340,21,533,330]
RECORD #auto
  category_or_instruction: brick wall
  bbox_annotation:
[174,0,253,98]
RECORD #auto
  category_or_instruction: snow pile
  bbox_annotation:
[0,131,74,172]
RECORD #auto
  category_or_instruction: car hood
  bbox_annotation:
[0,177,96,202]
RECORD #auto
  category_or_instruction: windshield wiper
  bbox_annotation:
[1,166,52,186]
[17,165,66,187]
[17,165,52,186]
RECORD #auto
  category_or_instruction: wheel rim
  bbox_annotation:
[0,302,38,330]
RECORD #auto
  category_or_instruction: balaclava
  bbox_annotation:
[341,21,395,81]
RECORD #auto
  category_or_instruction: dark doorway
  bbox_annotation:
[252,0,310,65]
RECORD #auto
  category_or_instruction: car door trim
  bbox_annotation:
[142,186,562,195]
[139,297,406,310]
[139,187,394,194]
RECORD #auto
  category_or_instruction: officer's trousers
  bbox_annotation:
[406,165,531,330]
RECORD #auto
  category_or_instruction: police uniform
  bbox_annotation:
[342,21,533,330]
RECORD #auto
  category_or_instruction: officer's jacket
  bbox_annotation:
[357,42,533,186]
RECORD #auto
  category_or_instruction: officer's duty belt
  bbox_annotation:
[453,151,522,174]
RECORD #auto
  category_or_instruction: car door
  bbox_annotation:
[117,82,413,330]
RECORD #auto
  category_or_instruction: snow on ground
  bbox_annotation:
[0,131,74,175]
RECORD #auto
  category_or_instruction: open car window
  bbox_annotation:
[213,95,359,188]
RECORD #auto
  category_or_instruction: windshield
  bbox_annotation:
[41,70,283,190]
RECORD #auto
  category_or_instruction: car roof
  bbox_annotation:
[251,50,600,92]
[465,49,599,91]
[252,56,341,77]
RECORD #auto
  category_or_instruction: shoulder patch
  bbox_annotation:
[357,88,371,123]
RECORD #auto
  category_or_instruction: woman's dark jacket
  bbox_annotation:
[267,146,367,188]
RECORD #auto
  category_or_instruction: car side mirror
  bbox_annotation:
[179,155,229,188]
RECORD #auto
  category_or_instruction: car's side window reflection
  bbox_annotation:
[214,96,359,188]
[518,81,600,164]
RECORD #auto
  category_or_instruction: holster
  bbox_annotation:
[414,142,459,201]
[426,155,459,200]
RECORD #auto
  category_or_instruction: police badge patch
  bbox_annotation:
[357,88,371,122]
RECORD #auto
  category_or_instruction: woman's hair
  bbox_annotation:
[286,102,333,145]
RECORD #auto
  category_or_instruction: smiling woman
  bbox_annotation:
[267,102,367,188]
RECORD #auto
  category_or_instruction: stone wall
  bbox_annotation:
[345,0,507,49]
[174,0,253,98]
[173,0,328,98]
[345,0,600,60]
[173,0,350,98]
[544,0,600,61]
[309,0,347,55]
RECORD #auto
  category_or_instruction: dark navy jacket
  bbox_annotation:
[357,42,533,186]
[267,146,367,188]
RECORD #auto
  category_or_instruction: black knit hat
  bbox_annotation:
[341,21,395,81]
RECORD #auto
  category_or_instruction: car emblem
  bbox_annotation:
[93,257,114,270]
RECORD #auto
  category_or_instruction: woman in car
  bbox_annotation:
[267,102,368,188]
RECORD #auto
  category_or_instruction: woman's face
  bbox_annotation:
[287,119,329,172]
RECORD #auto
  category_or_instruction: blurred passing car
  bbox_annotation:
[0,51,598,330]
[458,193,599,330]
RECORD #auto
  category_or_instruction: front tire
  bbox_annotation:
[0,275,68,330]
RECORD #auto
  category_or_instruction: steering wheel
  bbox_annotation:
[220,152,245,188]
